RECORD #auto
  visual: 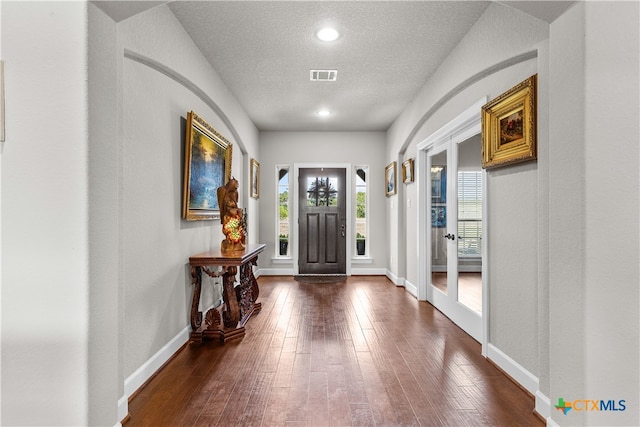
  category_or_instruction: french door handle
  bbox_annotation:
[442,233,455,240]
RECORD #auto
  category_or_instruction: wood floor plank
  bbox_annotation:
[284,352,311,423]
[125,276,543,427]
[355,350,400,426]
[238,371,274,427]
[308,371,330,426]
[326,365,354,426]
[261,386,289,426]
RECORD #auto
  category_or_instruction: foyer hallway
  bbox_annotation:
[126,276,542,426]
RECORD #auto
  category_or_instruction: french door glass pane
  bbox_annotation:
[430,150,448,295]
[457,137,483,314]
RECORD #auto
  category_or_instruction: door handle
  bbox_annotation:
[442,233,455,240]
[341,224,345,237]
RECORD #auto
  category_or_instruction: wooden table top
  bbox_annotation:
[189,243,266,266]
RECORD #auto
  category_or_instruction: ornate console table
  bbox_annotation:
[189,243,265,343]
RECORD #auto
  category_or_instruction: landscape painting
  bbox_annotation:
[499,109,524,145]
[182,111,232,221]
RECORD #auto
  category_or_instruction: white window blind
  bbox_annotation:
[457,171,482,257]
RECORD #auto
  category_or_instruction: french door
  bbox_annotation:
[426,135,484,342]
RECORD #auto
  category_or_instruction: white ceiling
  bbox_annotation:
[93,1,573,132]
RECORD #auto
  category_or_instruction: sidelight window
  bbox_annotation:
[355,166,368,257]
[277,166,290,257]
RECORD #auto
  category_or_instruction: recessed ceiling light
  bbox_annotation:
[316,27,339,42]
[317,110,331,117]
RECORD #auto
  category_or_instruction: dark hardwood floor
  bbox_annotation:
[126,276,542,426]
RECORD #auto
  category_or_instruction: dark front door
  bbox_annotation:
[298,168,346,274]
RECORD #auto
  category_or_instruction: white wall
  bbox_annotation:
[3,2,260,425]
[88,3,120,425]
[117,3,258,391]
[389,3,640,425]
[258,131,386,275]
[388,1,548,381]
[548,4,586,424]
[2,2,90,425]
[582,3,639,423]
[550,2,640,425]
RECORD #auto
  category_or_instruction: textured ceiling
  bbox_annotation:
[168,1,490,131]
[93,1,574,132]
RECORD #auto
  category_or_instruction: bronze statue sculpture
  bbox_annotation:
[217,177,246,252]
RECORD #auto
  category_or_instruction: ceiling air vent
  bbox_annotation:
[310,69,338,82]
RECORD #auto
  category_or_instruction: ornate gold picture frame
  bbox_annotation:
[250,158,260,199]
[182,111,232,221]
[402,158,414,183]
[385,162,396,197]
[482,75,537,169]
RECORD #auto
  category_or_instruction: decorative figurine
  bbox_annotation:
[217,177,246,253]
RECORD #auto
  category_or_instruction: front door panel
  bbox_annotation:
[299,168,346,274]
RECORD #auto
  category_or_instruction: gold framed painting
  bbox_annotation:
[250,158,260,199]
[385,162,396,197]
[482,75,537,169]
[402,158,414,183]
[182,111,233,221]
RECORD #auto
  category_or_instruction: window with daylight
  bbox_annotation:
[457,171,482,257]
[306,176,338,206]
[277,166,290,257]
[355,166,368,256]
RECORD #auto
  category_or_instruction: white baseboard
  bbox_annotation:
[385,269,405,287]
[546,416,559,426]
[119,325,190,421]
[351,268,386,275]
[487,344,554,423]
[117,394,128,426]
[404,279,418,298]
[536,389,551,420]
[486,343,539,395]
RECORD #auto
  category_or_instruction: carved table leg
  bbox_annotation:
[249,256,262,313]
[222,265,240,329]
[236,255,262,327]
[189,266,204,343]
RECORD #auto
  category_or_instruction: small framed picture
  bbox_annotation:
[402,158,414,183]
[385,162,396,197]
[482,75,537,169]
[250,158,260,199]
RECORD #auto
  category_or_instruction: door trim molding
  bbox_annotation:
[293,163,352,276]
[416,97,488,352]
